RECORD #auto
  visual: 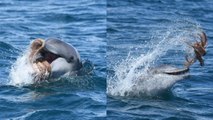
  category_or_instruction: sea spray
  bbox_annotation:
[8,49,34,86]
[107,21,203,97]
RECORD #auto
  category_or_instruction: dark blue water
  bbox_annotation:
[107,0,213,119]
[0,0,106,119]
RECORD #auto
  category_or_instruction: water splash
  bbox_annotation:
[107,20,204,97]
[8,49,35,86]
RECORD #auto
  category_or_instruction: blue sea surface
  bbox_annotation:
[107,0,213,119]
[0,0,106,119]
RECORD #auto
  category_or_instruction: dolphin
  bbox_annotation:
[30,38,82,80]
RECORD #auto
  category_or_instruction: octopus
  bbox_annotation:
[29,38,51,81]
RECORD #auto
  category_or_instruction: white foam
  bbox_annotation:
[8,49,34,86]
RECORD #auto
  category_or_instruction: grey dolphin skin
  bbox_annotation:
[150,65,189,75]
[45,38,82,78]
[44,38,81,63]
[34,38,82,78]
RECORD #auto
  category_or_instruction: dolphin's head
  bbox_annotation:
[30,38,82,78]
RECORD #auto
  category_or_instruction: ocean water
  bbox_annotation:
[1,0,213,119]
[0,0,106,119]
[107,0,213,119]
